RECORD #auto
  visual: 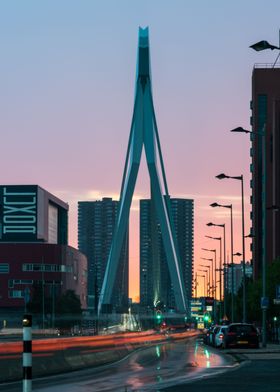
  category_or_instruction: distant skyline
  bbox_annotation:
[1,1,280,300]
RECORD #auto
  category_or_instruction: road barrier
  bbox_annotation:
[0,329,199,383]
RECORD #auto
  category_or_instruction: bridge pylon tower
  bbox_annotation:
[98,27,187,314]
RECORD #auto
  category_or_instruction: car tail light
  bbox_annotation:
[219,334,224,339]
[227,332,236,336]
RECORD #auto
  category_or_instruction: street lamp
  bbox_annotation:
[206,235,223,323]
[250,40,279,51]
[216,172,247,323]
[197,274,206,297]
[250,36,280,68]
[207,222,227,316]
[199,264,211,296]
[198,264,210,296]
[202,249,217,299]
[205,235,222,302]
[210,202,235,322]
[231,125,267,345]
[202,248,218,323]
[201,257,214,297]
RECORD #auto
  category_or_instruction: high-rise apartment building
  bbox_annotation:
[78,198,129,312]
[140,198,194,310]
[250,67,280,279]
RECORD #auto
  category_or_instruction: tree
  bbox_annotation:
[27,282,52,315]
[55,290,82,330]
[236,259,280,324]
[266,259,280,320]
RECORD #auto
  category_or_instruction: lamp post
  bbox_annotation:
[202,248,217,322]
[201,257,214,297]
[250,36,280,68]
[202,250,217,299]
[216,173,247,323]
[198,269,209,297]
[206,235,223,322]
[207,222,227,316]
[231,125,267,344]
[205,236,222,301]
[199,264,211,295]
[197,274,206,297]
[210,202,235,322]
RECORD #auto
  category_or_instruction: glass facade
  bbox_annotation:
[78,198,129,312]
[140,198,194,310]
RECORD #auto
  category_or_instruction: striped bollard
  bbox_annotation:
[23,314,32,392]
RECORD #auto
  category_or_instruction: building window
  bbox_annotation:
[22,264,34,271]
[13,279,33,285]
[44,264,54,272]
[22,263,72,273]
[0,263,9,273]
[9,290,23,298]
[33,264,41,271]
[48,203,58,244]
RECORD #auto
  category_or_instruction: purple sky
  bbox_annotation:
[1,1,280,299]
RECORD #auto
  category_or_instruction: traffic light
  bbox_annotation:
[155,310,163,325]
[203,313,211,324]
[156,310,162,320]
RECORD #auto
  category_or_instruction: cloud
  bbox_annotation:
[175,192,249,204]
[53,188,146,208]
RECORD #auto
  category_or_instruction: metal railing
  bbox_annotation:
[254,63,280,69]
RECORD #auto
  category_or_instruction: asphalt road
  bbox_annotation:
[5,337,278,392]
[1,337,234,391]
[161,358,280,392]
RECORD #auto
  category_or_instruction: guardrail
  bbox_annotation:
[0,329,199,383]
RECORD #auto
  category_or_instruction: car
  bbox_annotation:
[209,325,220,346]
[223,323,259,349]
[214,325,228,348]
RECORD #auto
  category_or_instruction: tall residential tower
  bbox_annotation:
[78,198,129,312]
[140,198,194,310]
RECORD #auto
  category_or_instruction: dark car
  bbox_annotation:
[223,323,259,348]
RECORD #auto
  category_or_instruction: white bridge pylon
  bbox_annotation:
[98,27,187,314]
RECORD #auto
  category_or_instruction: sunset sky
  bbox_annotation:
[1,0,280,300]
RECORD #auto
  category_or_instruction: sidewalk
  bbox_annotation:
[161,343,280,392]
[224,342,280,360]
[228,342,280,351]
